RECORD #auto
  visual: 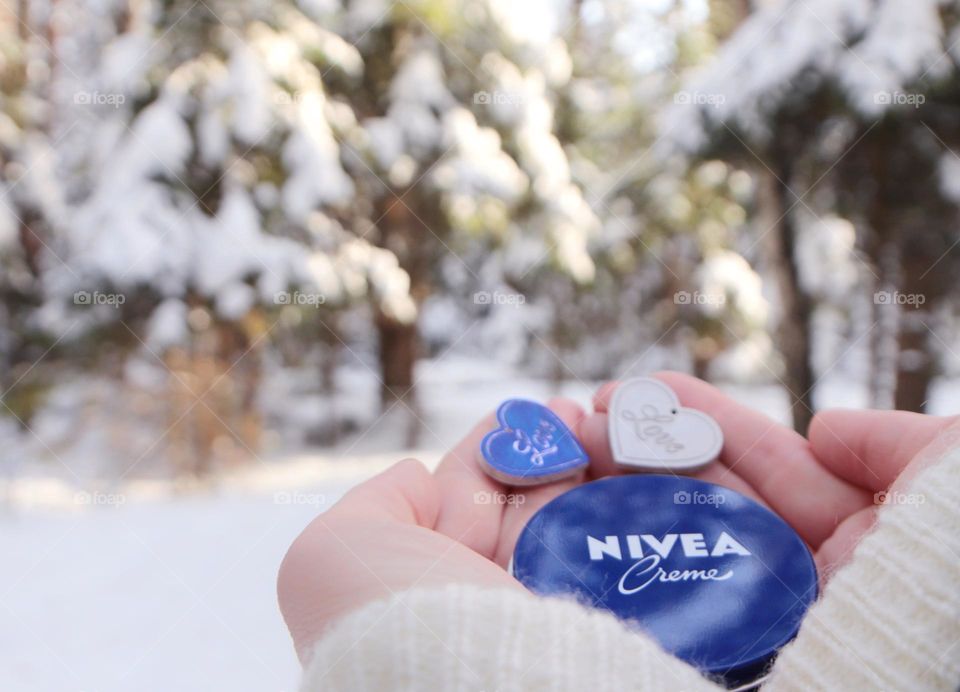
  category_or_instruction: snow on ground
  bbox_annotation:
[0,358,603,692]
[1,488,329,691]
[1,359,957,691]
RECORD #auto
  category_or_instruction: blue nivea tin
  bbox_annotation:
[511,475,818,686]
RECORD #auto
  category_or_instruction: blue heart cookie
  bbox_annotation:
[479,399,589,485]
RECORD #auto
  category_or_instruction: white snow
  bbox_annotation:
[389,49,451,109]
[99,31,155,98]
[0,195,16,252]
[0,484,339,692]
[664,0,954,151]
[344,0,392,35]
[696,250,769,324]
[938,152,960,204]
[381,46,451,156]
[226,44,274,146]
[357,243,417,323]
[126,98,194,180]
[487,0,559,47]
[363,117,404,170]
[282,93,355,222]
[795,213,861,299]
[145,299,189,350]
[433,108,528,201]
[195,188,268,297]
[469,51,600,284]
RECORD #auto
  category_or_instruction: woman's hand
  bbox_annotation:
[583,374,958,573]
[276,401,582,662]
[278,372,959,660]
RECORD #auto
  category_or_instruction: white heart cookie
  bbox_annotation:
[608,377,723,472]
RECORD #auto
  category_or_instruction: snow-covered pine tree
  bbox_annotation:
[6,0,606,462]
[25,0,415,472]
[508,0,765,383]
[665,0,960,427]
[0,0,67,425]
[317,0,599,436]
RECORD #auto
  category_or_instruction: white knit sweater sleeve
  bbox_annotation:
[300,450,960,692]
[764,447,960,691]
[298,585,720,692]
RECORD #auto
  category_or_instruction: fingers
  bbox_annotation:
[814,505,878,578]
[278,458,439,659]
[814,413,960,578]
[434,396,589,567]
[432,412,508,559]
[278,458,519,661]
[595,373,871,547]
[690,463,767,504]
[579,411,621,479]
[592,381,618,413]
[581,399,766,503]
[492,397,588,567]
[543,396,589,457]
[809,409,960,492]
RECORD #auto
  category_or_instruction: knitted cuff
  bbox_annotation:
[765,448,960,691]
[299,583,720,692]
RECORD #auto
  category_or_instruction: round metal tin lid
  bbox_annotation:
[511,475,818,684]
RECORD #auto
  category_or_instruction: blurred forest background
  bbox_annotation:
[2,0,960,483]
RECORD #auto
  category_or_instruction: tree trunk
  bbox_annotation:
[760,166,816,434]
[375,311,421,448]
[865,237,900,409]
[692,349,712,381]
[375,311,418,407]
[893,255,935,412]
[893,315,933,412]
[709,0,752,41]
[371,184,438,446]
[16,0,29,40]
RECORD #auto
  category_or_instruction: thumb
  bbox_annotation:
[809,409,960,491]
[277,459,441,659]
[328,458,440,528]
